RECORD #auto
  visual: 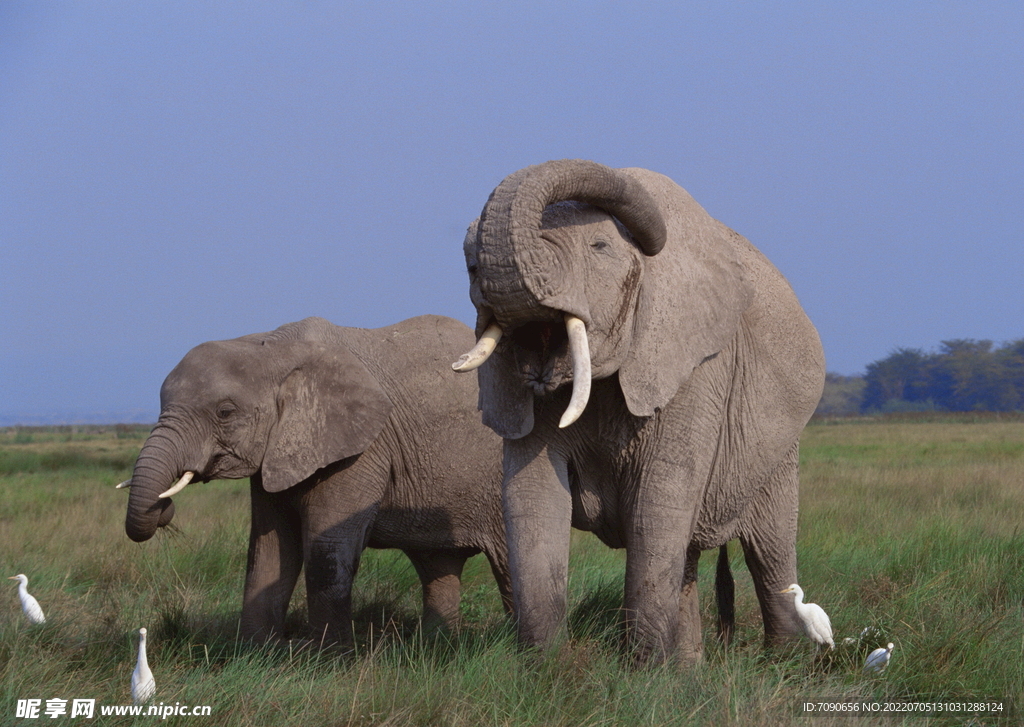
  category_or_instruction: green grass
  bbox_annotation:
[1,420,1022,725]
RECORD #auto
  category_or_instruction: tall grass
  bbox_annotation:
[0,421,1021,725]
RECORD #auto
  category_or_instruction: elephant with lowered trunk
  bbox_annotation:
[454,159,825,665]
[123,314,511,644]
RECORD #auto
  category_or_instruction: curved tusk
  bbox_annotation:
[115,479,132,489]
[158,471,195,499]
[451,321,503,372]
[559,314,592,428]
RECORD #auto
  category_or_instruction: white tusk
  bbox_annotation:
[451,321,503,372]
[158,471,195,499]
[559,314,592,428]
[116,479,132,489]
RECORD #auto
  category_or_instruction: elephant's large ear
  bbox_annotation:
[262,341,393,492]
[617,168,754,416]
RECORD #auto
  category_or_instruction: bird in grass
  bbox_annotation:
[8,574,46,625]
[132,628,156,705]
[779,584,834,650]
[864,642,894,673]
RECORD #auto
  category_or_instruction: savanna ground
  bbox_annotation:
[1,417,1021,726]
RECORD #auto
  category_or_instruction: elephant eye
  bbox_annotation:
[216,403,236,419]
[590,238,610,251]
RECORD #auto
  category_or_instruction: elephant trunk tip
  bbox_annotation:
[125,499,175,543]
[125,523,156,543]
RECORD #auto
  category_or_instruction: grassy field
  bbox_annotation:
[1,418,1021,726]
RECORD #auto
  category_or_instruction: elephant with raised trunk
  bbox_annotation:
[454,160,825,665]
[123,315,511,644]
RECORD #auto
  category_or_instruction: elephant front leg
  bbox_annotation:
[502,436,573,651]
[623,468,700,666]
[242,478,303,642]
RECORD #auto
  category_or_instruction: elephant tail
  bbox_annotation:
[715,544,735,645]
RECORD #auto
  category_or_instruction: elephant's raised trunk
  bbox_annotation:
[124,427,191,542]
[477,161,666,318]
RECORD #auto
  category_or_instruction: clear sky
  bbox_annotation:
[2,2,1021,424]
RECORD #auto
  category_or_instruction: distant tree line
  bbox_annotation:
[814,339,1024,417]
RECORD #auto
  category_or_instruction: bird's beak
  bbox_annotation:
[7,576,17,581]
[778,587,792,594]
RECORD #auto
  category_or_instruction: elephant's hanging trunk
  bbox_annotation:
[124,426,191,542]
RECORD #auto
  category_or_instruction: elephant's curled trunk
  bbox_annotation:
[480,159,667,260]
[124,428,190,542]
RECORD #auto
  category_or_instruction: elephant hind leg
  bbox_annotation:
[715,543,736,645]
[405,550,470,630]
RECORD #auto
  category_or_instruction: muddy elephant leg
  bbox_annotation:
[304,537,361,647]
[405,550,468,629]
[738,443,801,643]
[502,436,573,651]
[715,544,736,645]
[241,476,304,642]
[303,505,379,648]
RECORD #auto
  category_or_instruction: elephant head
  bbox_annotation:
[454,159,754,437]
[124,318,393,542]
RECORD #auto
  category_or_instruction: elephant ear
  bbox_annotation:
[262,341,393,492]
[617,168,754,416]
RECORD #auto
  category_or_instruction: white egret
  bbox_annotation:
[131,628,156,704]
[779,584,834,650]
[8,574,45,625]
[864,642,894,672]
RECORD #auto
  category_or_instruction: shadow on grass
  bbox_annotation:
[568,579,623,648]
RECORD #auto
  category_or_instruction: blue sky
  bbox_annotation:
[2,2,1022,424]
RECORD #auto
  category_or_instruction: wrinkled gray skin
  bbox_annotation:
[124,315,511,644]
[460,160,825,665]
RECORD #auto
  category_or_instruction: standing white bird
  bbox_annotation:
[8,574,46,625]
[131,628,156,704]
[864,642,895,672]
[779,584,834,650]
